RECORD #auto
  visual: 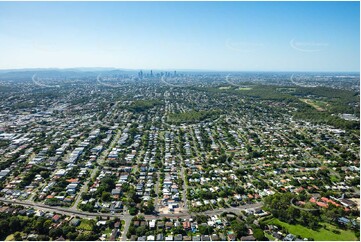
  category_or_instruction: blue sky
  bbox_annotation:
[0,1,359,72]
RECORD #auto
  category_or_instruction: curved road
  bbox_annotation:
[0,197,262,240]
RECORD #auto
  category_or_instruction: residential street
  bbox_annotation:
[0,197,262,240]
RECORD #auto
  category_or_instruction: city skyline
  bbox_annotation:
[0,1,360,72]
[0,2,360,240]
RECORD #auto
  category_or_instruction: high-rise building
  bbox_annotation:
[138,70,143,79]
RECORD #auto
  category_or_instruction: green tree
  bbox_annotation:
[144,200,155,214]
[9,217,21,233]
[136,226,147,236]
[67,232,79,240]
[14,232,22,241]
[49,228,63,239]
[62,225,75,235]
[129,207,138,215]
[102,191,111,202]
[198,225,213,235]
[173,226,186,235]
[253,228,266,241]
[286,206,300,224]
[0,220,10,238]
[231,220,247,238]
[43,220,52,231]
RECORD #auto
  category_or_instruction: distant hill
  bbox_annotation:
[0,68,139,81]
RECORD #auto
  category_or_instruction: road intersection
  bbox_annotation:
[0,197,262,240]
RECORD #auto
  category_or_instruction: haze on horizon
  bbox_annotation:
[0,1,359,72]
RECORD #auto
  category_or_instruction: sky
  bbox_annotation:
[0,1,359,72]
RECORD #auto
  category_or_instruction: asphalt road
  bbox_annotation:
[0,197,262,240]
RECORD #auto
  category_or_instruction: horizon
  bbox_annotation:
[0,66,360,74]
[0,1,360,72]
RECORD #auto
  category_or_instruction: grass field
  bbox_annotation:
[266,218,357,241]
[300,98,328,111]
[238,87,253,90]
[78,219,95,231]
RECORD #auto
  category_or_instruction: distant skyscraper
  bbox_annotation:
[138,70,143,79]
[150,70,153,77]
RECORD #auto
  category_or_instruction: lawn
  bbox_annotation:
[238,87,253,90]
[78,219,95,231]
[330,175,341,183]
[5,234,14,241]
[121,220,125,231]
[5,232,25,241]
[264,232,276,241]
[103,228,112,236]
[17,215,29,221]
[266,218,357,241]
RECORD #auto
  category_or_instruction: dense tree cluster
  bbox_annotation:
[167,110,221,124]
[127,100,163,113]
